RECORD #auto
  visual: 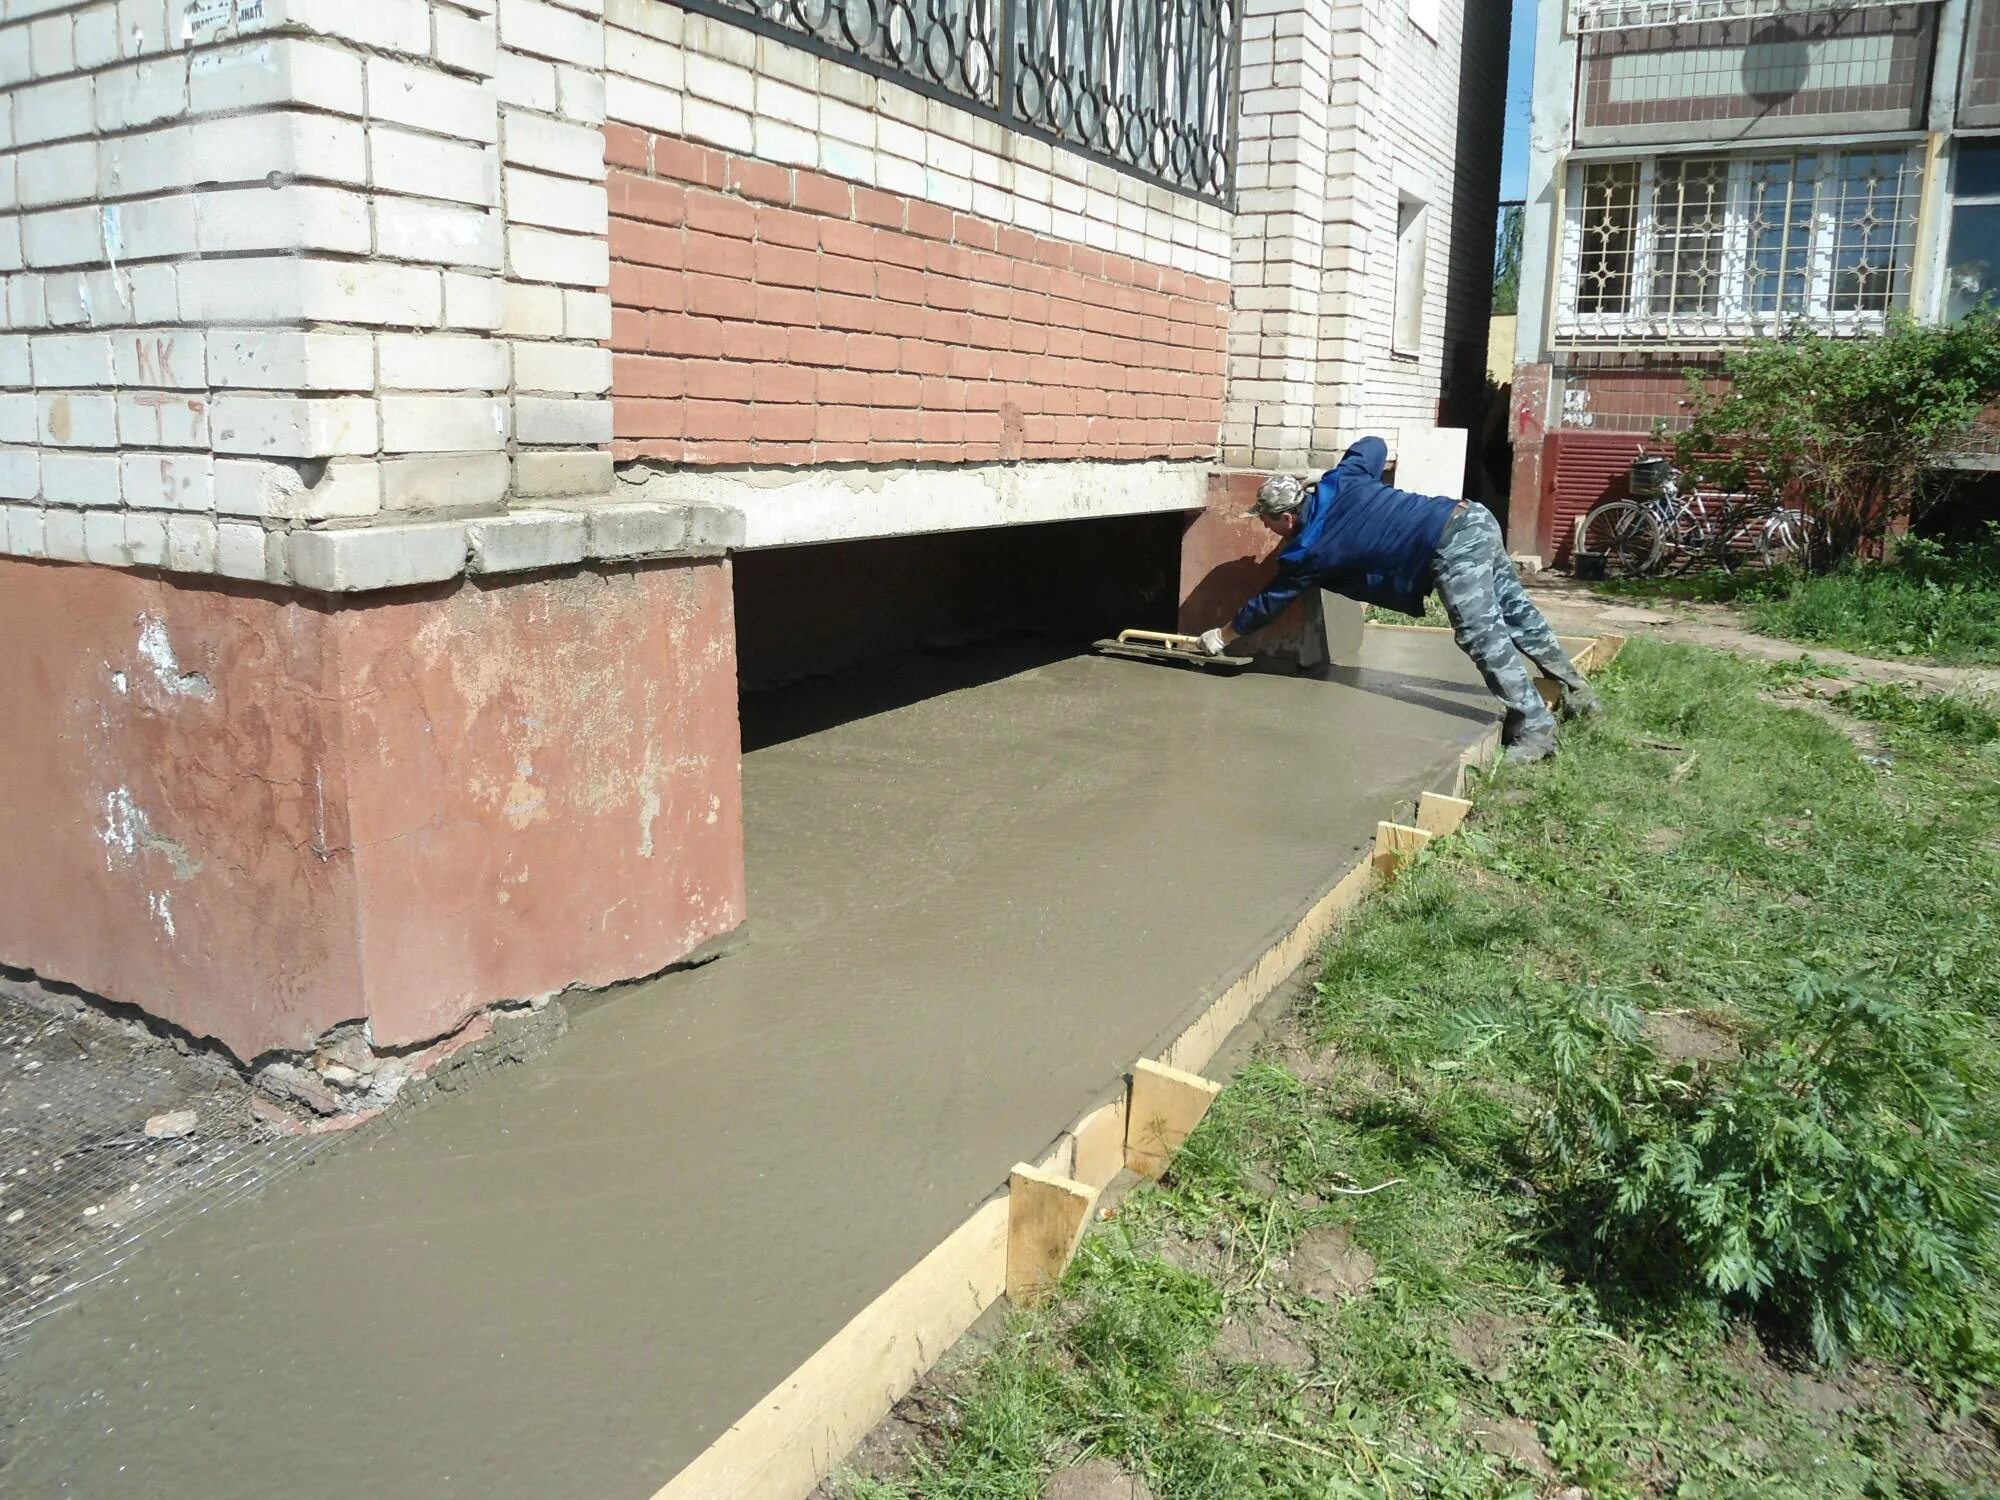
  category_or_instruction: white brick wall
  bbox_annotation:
[0,0,1497,584]
[1311,0,1501,463]
[0,0,618,581]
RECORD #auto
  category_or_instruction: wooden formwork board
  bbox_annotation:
[655,721,1507,1500]
[1372,820,1433,879]
[1416,792,1473,838]
[1124,1059,1224,1182]
[1006,1163,1098,1306]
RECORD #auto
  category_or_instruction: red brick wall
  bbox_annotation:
[605,126,1229,467]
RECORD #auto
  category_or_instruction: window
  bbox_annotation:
[1394,198,1430,356]
[1649,158,1729,317]
[1576,163,1639,312]
[1557,146,1922,342]
[1945,138,2000,322]
[1408,0,1440,39]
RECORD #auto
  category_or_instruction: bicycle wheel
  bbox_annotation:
[1576,500,1665,577]
[1755,508,1819,570]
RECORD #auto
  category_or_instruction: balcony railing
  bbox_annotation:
[1569,0,1915,33]
[670,0,1240,206]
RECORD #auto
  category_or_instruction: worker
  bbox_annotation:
[1198,436,1599,762]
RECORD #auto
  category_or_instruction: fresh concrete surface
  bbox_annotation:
[0,629,1498,1500]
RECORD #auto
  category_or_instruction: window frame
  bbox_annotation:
[1553,145,1924,346]
[1393,196,1431,358]
[1944,136,2000,322]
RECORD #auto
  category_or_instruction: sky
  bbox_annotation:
[1501,1,1537,201]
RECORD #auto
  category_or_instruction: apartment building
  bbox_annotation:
[0,0,1506,1064]
[1508,0,2000,564]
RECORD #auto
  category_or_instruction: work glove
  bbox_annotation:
[1197,629,1227,657]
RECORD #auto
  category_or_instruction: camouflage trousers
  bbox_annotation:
[1431,503,1584,741]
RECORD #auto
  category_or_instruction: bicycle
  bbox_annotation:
[1574,452,1821,578]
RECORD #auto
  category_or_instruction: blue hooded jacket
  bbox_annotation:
[1231,437,1460,633]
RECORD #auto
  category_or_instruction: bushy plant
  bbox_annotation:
[1671,313,2000,567]
[1533,972,1997,1365]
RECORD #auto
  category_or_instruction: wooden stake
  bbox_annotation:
[1070,1096,1129,1191]
[1125,1058,1223,1181]
[1372,820,1432,879]
[1415,791,1472,838]
[1006,1163,1097,1306]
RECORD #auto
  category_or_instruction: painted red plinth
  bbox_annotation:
[0,557,746,1061]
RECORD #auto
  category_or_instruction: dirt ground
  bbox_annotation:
[1522,574,2000,704]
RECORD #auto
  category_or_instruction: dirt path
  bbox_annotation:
[1524,574,2000,703]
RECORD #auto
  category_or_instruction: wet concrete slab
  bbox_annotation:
[0,628,1497,1500]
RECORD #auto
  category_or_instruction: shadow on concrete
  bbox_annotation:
[1323,664,1497,727]
[741,635,1078,752]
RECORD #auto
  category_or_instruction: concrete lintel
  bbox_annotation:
[621,460,1212,551]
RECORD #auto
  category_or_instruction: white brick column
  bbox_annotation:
[496,0,615,501]
[1224,0,1335,471]
[1313,0,1390,458]
[0,0,624,587]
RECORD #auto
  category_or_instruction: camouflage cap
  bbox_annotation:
[1247,473,1307,517]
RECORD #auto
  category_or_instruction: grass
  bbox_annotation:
[1598,529,2000,666]
[1365,594,1454,629]
[838,641,2000,1500]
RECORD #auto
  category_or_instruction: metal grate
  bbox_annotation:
[1556,146,1923,344]
[670,0,1241,206]
[1569,0,1915,33]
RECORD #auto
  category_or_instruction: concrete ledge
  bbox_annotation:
[290,504,745,591]
[622,459,1212,550]
[1,500,749,594]
[289,520,471,593]
[467,511,589,575]
[584,500,745,560]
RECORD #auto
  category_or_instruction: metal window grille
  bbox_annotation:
[1650,157,1730,315]
[1577,163,1642,311]
[1568,0,1914,34]
[668,0,1241,206]
[1555,146,1923,344]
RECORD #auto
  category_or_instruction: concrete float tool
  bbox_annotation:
[1091,629,1253,674]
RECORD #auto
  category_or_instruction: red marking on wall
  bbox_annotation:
[606,126,1229,467]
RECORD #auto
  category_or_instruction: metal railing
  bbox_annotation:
[1569,0,1915,32]
[670,0,1240,206]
